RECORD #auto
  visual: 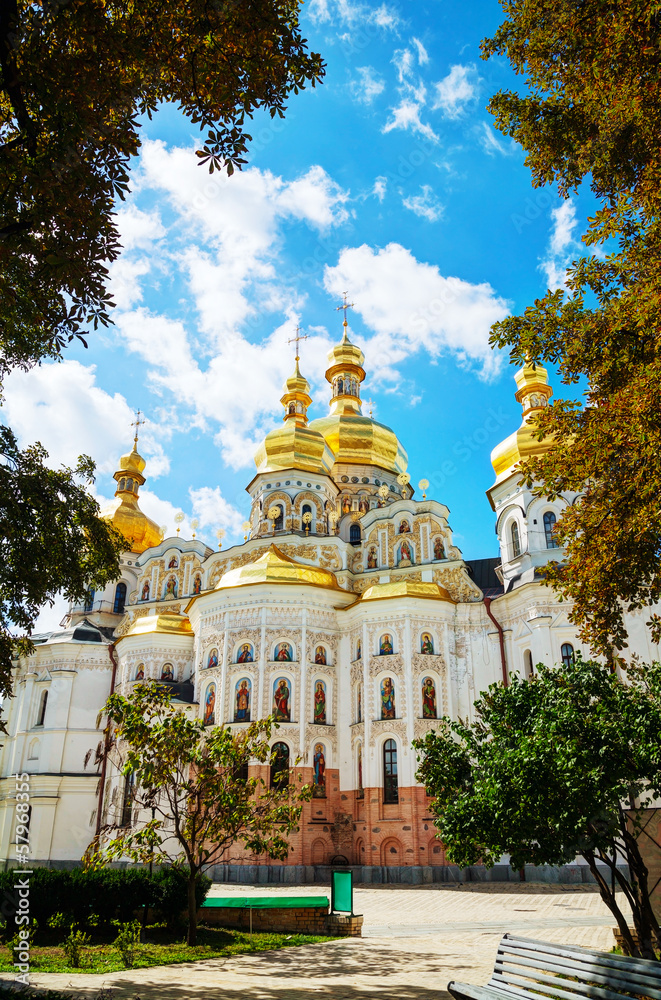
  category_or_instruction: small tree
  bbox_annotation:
[85,682,311,945]
[414,658,661,960]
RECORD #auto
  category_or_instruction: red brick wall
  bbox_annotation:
[198,905,329,934]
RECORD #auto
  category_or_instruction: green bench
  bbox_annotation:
[448,933,661,999]
[201,896,329,909]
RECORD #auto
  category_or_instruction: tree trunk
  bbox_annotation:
[583,852,639,958]
[187,872,198,947]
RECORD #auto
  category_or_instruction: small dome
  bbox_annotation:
[121,613,193,638]
[491,361,554,481]
[359,580,455,603]
[254,421,335,475]
[100,495,162,555]
[216,544,341,591]
[118,446,146,477]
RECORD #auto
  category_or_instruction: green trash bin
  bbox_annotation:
[331,868,353,915]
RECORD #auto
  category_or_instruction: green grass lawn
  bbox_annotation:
[0,924,334,974]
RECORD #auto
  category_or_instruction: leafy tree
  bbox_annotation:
[0,426,124,718]
[481,1,661,655]
[414,658,661,960]
[85,682,311,946]
[0,0,324,362]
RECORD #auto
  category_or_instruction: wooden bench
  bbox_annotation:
[448,933,661,999]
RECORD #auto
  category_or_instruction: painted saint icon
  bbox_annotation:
[192,574,202,595]
[381,677,396,719]
[237,643,254,663]
[422,676,437,719]
[168,556,178,569]
[161,663,174,681]
[380,633,393,655]
[342,495,351,514]
[357,743,363,795]
[206,648,218,670]
[273,677,291,721]
[135,664,145,681]
[314,645,326,665]
[421,632,434,655]
[313,743,326,796]
[314,680,327,724]
[367,547,377,569]
[165,575,178,599]
[357,685,362,723]
[359,497,368,514]
[141,581,150,601]
[356,638,362,660]
[275,642,293,662]
[433,536,444,560]
[234,678,251,722]
[399,519,411,534]
[399,539,412,564]
[203,683,216,726]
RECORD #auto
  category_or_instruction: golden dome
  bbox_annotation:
[359,580,455,603]
[216,544,341,591]
[490,361,554,482]
[100,437,163,555]
[120,612,193,638]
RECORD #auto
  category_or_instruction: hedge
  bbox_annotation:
[0,867,211,929]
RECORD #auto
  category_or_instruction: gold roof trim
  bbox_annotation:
[359,580,455,604]
[216,544,343,592]
[118,613,193,640]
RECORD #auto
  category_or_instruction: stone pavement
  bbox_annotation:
[3,882,629,1000]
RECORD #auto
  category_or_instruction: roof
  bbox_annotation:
[29,619,111,647]
[466,558,504,598]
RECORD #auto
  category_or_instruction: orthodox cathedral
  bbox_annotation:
[1,313,657,877]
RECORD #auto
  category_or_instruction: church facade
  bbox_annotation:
[1,319,658,875]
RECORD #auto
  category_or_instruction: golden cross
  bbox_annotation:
[287,325,308,361]
[131,409,145,446]
[336,292,354,328]
[365,398,374,418]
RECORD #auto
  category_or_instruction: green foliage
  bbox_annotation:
[0,0,324,366]
[0,426,124,712]
[87,682,311,945]
[47,913,70,931]
[62,925,90,968]
[112,919,141,968]
[8,918,37,952]
[414,657,661,959]
[482,1,661,655]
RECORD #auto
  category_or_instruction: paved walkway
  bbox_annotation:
[3,883,628,999]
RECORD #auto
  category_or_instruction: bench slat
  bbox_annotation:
[502,935,661,981]
[448,982,518,1000]
[494,946,661,995]
[491,964,645,1000]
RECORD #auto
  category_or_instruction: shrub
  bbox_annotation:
[62,925,90,968]
[112,919,141,968]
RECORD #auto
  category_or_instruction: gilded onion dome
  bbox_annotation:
[254,360,334,475]
[100,435,162,555]
[308,322,408,475]
[120,612,193,638]
[490,360,554,482]
[359,580,455,603]
[216,544,341,591]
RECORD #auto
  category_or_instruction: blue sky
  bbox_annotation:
[8,0,594,596]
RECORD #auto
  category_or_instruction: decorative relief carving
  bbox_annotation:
[277,543,317,563]
[350,722,364,750]
[264,627,301,656]
[350,660,363,685]
[368,652,403,678]
[413,717,442,739]
[370,719,409,744]
[319,546,342,571]
[433,566,482,603]
[411,652,445,673]
[227,627,261,663]
[307,723,337,757]
[307,630,338,655]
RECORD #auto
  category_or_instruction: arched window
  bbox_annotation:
[510,521,521,558]
[561,643,575,668]
[383,739,398,804]
[121,772,135,827]
[118,478,126,491]
[113,582,127,615]
[233,760,249,783]
[302,503,313,531]
[349,523,361,544]
[544,511,559,548]
[274,505,284,531]
[270,742,290,789]
[83,588,95,613]
[36,691,48,727]
[524,649,534,679]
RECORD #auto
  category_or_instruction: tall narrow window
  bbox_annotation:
[383,739,398,804]
[544,511,559,548]
[83,588,95,613]
[270,742,290,789]
[36,691,48,727]
[274,505,284,531]
[121,772,135,826]
[561,643,575,668]
[113,582,127,615]
[524,649,534,679]
[510,521,521,558]
[349,523,361,544]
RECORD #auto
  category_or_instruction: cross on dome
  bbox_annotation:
[287,326,309,368]
[131,409,145,447]
[336,292,354,339]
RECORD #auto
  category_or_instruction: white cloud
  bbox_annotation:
[383,99,438,142]
[478,121,512,157]
[190,486,245,535]
[324,243,509,381]
[2,360,170,477]
[373,176,387,201]
[402,185,443,222]
[411,38,429,65]
[540,199,581,290]
[114,205,165,251]
[432,64,480,118]
[383,43,439,142]
[308,0,399,28]
[352,66,386,104]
